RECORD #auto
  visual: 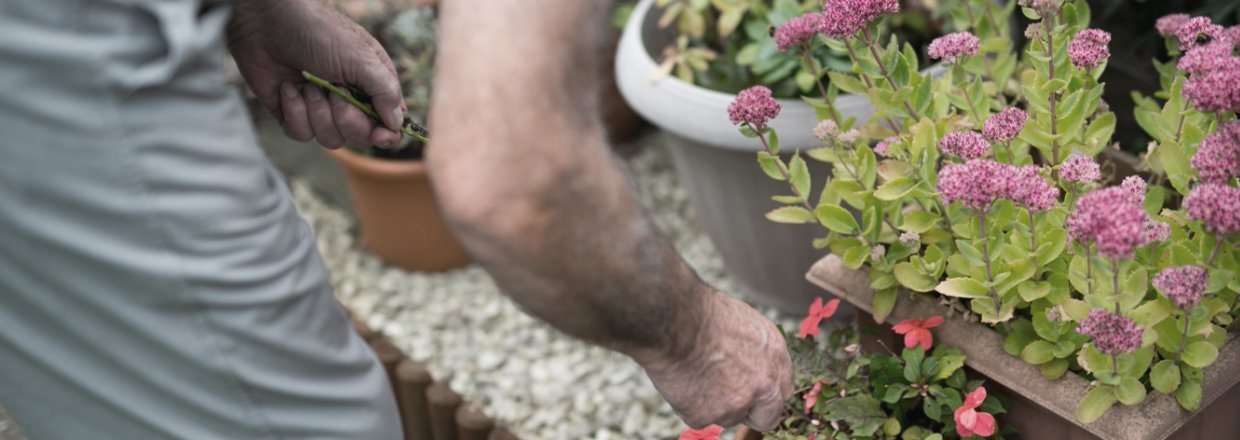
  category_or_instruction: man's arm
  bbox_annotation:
[428,0,793,430]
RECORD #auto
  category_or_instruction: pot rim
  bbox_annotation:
[327,147,429,181]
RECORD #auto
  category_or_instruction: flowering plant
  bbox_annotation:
[731,0,1239,424]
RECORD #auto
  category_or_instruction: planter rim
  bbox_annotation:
[807,254,1240,440]
[327,147,429,182]
[614,0,948,153]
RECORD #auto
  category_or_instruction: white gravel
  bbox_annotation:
[293,136,792,439]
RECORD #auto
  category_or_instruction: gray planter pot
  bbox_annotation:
[615,0,940,314]
[807,254,1240,440]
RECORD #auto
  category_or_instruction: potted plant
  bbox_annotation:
[615,0,1009,314]
[322,6,472,271]
[729,0,1239,437]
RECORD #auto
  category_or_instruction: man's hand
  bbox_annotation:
[227,0,405,149]
[638,294,794,431]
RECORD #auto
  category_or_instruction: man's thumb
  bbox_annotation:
[357,66,406,132]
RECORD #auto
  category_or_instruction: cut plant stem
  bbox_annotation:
[978,210,1001,307]
[301,71,430,143]
[802,50,842,126]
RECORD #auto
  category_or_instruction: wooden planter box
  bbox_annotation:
[805,255,1240,440]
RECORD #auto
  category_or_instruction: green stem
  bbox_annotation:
[1028,210,1038,253]
[979,210,1000,306]
[1207,234,1224,267]
[1086,244,1094,297]
[843,44,905,134]
[301,71,429,143]
[1174,308,1192,363]
[1111,258,1121,314]
[803,50,842,126]
[1044,18,1061,166]
[860,29,922,121]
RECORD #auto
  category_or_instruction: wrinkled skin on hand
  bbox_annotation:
[227,0,406,149]
[641,294,794,432]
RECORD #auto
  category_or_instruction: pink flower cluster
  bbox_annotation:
[1154,265,1209,310]
[820,0,899,38]
[1191,121,1240,184]
[776,13,824,51]
[874,136,897,157]
[1175,16,1225,50]
[1121,175,1147,206]
[938,159,1057,212]
[928,32,980,63]
[1060,153,1101,183]
[728,86,781,129]
[1144,220,1171,243]
[939,131,991,160]
[1156,14,1190,37]
[1018,0,1060,14]
[983,107,1028,143]
[1069,29,1111,69]
[1184,183,1240,235]
[1177,41,1235,75]
[1077,309,1143,356]
[1066,187,1148,259]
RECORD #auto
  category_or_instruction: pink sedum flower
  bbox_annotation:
[1226,25,1240,46]
[728,86,781,129]
[1078,309,1143,355]
[938,159,1015,210]
[870,244,886,261]
[1069,29,1111,69]
[940,131,991,160]
[1191,121,1240,184]
[1121,175,1147,206]
[776,13,825,51]
[1144,220,1171,244]
[799,297,841,339]
[1010,165,1060,213]
[679,425,723,440]
[983,107,1028,142]
[813,119,839,141]
[893,316,944,351]
[1184,183,1240,235]
[954,387,997,438]
[820,0,899,38]
[899,230,920,245]
[1175,16,1225,50]
[1066,187,1148,259]
[875,136,898,157]
[1154,265,1209,310]
[1177,41,1236,75]
[1156,14,1191,37]
[928,32,980,63]
[1182,58,1240,113]
[1060,153,1101,183]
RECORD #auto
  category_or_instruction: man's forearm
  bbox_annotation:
[428,0,717,365]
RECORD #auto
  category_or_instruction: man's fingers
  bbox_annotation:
[279,82,313,142]
[304,86,345,149]
[369,126,402,149]
[329,92,377,148]
[357,63,406,132]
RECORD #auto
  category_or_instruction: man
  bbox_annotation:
[0,0,792,438]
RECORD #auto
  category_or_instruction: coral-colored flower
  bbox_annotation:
[804,380,827,414]
[799,297,841,339]
[1154,265,1209,310]
[776,13,825,51]
[1175,16,1225,51]
[1060,153,1101,183]
[1156,13,1191,37]
[928,32,980,63]
[1066,187,1148,259]
[983,107,1028,143]
[954,387,997,438]
[1192,121,1240,184]
[1078,309,1143,355]
[940,131,991,160]
[1069,29,1111,69]
[679,425,723,440]
[892,316,944,350]
[1184,183,1240,235]
[728,86,782,129]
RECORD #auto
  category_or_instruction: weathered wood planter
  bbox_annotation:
[806,254,1240,440]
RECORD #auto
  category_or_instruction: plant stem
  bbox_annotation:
[979,211,1001,307]
[1028,210,1038,253]
[861,28,922,121]
[1044,18,1061,166]
[1086,244,1094,296]
[1174,308,1192,363]
[302,71,430,143]
[955,63,986,127]
[843,44,905,133]
[1111,258,1121,314]
[756,131,818,216]
[1111,353,1119,377]
[803,50,843,126]
[1207,234,1223,267]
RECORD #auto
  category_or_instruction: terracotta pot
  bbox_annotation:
[734,426,763,440]
[806,254,1240,440]
[328,149,471,271]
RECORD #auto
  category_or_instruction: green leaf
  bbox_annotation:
[815,204,859,233]
[935,278,990,299]
[857,145,878,190]
[900,211,940,233]
[789,154,811,199]
[1157,141,1192,195]
[934,353,966,381]
[1021,340,1055,365]
[1117,377,1147,406]
[1176,381,1202,411]
[766,206,815,224]
[1041,358,1070,380]
[874,177,918,201]
[872,288,898,323]
[1018,282,1051,302]
[1076,386,1118,424]
[894,262,937,293]
[766,129,781,154]
[827,71,869,95]
[1151,359,1181,394]
[756,151,785,180]
[1004,327,1036,356]
[1182,341,1219,368]
[843,245,870,269]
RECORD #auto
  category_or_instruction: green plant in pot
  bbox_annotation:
[317,6,471,272]
[723,0,1238,437]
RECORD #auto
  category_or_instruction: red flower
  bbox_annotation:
[679,425,723,440]
[892,316,944,350]
[799,297,840,339]
[954,386,996,438]
[803,380,827,414]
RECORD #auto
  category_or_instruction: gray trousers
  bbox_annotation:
[0,0,402,438]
